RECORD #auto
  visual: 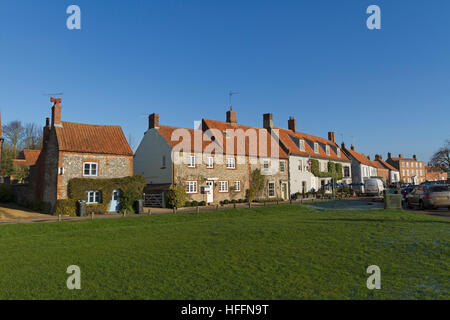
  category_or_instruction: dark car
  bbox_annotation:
[405,185,450,210]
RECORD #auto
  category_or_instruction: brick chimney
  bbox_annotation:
[149,113,159,129]
[399,154,403,158]
[328,132,335,143]
[375,154,382,161]
[388,152,392,159]
[263,113,273,129]
[367,155,371,160]
[226,107,236,124]
[50,97,62,127]
[288,117,296,132]
[341,142,346,149]
[413,155,417,160]
[351,145,355,151]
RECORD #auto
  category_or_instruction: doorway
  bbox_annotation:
[109,189,120,212]
[281,182,288,200]
[206,181,214,204]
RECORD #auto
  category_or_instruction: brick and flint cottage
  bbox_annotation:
[30,98,133,212]
[134,108,289,206]
[273,115,352,196]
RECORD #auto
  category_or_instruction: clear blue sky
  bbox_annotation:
[1,0,449,161]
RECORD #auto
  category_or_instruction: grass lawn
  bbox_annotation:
[0,204,449,299]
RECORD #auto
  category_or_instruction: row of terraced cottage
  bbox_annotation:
[9,98,429,213]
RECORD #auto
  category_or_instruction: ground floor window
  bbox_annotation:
[344,166,350,177]
[235,181,241,192]
[268,182,275,197]
[186,181,198,194]
[87,190,101,204]
[219,181,229,192]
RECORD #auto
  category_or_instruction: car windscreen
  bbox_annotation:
[429,186,449,192]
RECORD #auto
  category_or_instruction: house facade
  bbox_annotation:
[374,154,400,185]
[273,116,352,196]
[134,109,289,205]
[425,166,448,182]
[30,98,133,212]
[386,153,425,184]
[341,144,378,189]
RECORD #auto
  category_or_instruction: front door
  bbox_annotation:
[206,181,214,204]
[281,182,288,200]
[109,189,120,212]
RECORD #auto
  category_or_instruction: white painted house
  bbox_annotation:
[341,143,378,190]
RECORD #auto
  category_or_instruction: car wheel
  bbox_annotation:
[419,201,425,210]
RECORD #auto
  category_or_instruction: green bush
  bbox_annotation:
[86,204,106,215]
[184,201,192,207]
[238,199,244,203]
[191,200,198,207]
[231,199,237,204]
[55,199,77,216]
[198,201,206,206]
[0,184,14,203]
[165,185,186,209]
[223,199,230,205]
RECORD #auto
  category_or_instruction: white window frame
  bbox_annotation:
[188,155,196,168]
[83,162,98,177]
[314,142,319,154]
[206,156,214,169]
[87,190,101,204]
[235,181,241,192]
[226,157,236,169]
[337,148,341,158]
[326,145,330,156]
[186,181,198,194]
[298,159,303,172]
[268,182,275,197]
[219,181,229,193]
[299,139,305,152]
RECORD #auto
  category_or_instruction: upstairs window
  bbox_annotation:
[206,157,214,169]
[337,148,341,158]
[188,155,196,168]
[326,145,330,156]
[298,160,303,172]
[226,157,236,169]
[280,161,285,172]
[84,162,98,177]
[314,142,319,154]
[87,190,101,204]
[299,139,305,152]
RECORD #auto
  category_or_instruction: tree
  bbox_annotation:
[23,123,43,150]
[12,164,30,183]
[2,121,24,157]
[430,140,450,173]
[247,169,266,202]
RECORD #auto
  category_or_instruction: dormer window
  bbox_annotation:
[337,148,341,158]
[299,139,305,152]
[314,142,319,154]
[326,145,330,156]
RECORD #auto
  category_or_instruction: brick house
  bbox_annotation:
[368,156,389,185]
[273,115,352,196]
[9,149,41,182]
[425,166,448,182]
[386,153,425,184]
[30,98,133,212]
[341,144,378,190]
[373,154,400,185]
[134,109,289,206]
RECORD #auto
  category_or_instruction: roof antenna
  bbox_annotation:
[229,91,240,108]
[43,92,63,97]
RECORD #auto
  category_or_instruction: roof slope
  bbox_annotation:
[275,127,350,162]
[375,158,399,172]
[343,148,374,167]
[55,121,133,155]
[13,149,41,167]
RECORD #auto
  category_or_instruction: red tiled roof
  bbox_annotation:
[13,149,41,167]
[370,160,387,171]
[375,158,399,172]
[202,119,288,159]
[275,127,351,162]
[55,121,133,155]
[343,148,374,167]
[157,125,216,152]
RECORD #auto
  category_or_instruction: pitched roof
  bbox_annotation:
[343,147,375,167]
[275,127,351,162]
[12,149,41,167]
[370,160,388,171]
[55,121,133,155]
[202,119,288,159]
[375,158,399,172]
[156,125,215,153]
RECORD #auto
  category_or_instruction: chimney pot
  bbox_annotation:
[288,117,297,132]
[341,142,346,149]
[399,154,403,158]
[388,152,392,159]
[226,107,237,124]
[149,113,159,129]
[413,154,417,160]
[328,132,335,143]
[351,145,355,151]
[263,113,273,129]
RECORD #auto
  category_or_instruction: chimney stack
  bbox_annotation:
[149,113,159,129]
[50,97,62,127]
[351,145,355,151]
[399,154,403,158]
[367,155,371,160]
[263,113,273,129]
[413,155,417,160]
[388,152,392,159]
[341,142,346,149]
[226,107,237,124]
[328,132,335,143]
[288,117,297,132]
[375,154,382,160]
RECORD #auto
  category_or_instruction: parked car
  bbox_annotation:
[401,185,416,200]
[364,178,384,196]
[405,185,450,210]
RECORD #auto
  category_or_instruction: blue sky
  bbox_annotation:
[0,0,449,160]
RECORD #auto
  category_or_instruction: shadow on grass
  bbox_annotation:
[304,218,450,225]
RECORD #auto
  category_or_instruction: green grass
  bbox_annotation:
[0,204,449,299]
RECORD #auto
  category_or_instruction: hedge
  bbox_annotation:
[311,159,344,180]
[55,199,77,216]
[67,175,146,214]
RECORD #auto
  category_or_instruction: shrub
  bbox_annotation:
[238,199,244,203]
[198,201,206,206]
[247,169,266,202]
[191,200,199,207]
[0,184,14,203]
[165,185,186,209]
[86,204,106,215]
[184,201,192,207]
[55,199,77,216]
[231,199,237,204]
[223,199,230,205]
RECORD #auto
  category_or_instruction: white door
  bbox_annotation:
[109,189,120,212]
[206,181,214,203]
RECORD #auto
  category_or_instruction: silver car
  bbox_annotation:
[406,185,450,210]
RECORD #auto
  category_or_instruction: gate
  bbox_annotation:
[144,192,165,208]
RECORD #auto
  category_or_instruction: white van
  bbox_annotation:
[364,178,384,196]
